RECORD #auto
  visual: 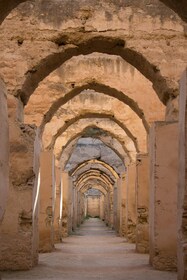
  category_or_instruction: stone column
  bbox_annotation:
[0,118,37,269]
[72,185,78,231]
[113,183,117,231]
[68,177,73,234]
[79,192,85,224]
[116,178,122,233]
[61,171,69,237]
[58,170,64,239]
[126,163,137,243]
[120,174,127,237]
[76,191,81,226]
[136,153,149,253]
[109,190,114,228]
[149,121,178,271]
[54,167,61,243]
[84,194,88,218]
[100,194,105,220]
[0,79,9,224]
[32,128,41,266]
[178,69,187,279]
[39,151,55,252]
[103,191,111,226]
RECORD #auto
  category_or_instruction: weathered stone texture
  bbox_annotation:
[178,69,187,280]
[0,0,186,109]
[149,122,178,271]
[0,120,36,270]
[39,151,55,252]
[0,0,186,275]
[136,154,149,254]
[0,78,9,223]
[126,164,136,243]
[87,196,100,218]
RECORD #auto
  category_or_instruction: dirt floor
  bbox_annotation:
[1,218,177,280]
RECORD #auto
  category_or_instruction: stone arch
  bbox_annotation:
[80,184,107,196]
[72,163,117,185]
[71,159,119,179]
[18,35,175,106]
[75,169,115,187]
[77,176,113,193]
[47,112,139,153]
[58,125,131,164]
[25,54,165,130]
[60,133,127,173]
[39,82,149,135]
[55,122,135,163]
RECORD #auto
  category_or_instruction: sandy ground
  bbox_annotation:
[1,218,177,280]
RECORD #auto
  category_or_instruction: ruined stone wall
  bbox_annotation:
[0,78,9,223]
[136,154,149,254]
[126,163,136,243]
[39,151,55,252]
[0,0,186,274]
[0,0,186,119]
[149,122,178,271]
[120,175,127,237]
[0,115,37,269]
[87,196,100,218]
[178,69,187,279]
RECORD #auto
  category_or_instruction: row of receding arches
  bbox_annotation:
[0,1,187,279]
[33,47,162,254]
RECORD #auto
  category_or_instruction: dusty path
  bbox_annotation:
[1,218,177,280]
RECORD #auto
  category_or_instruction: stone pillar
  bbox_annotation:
[39,151,55,252]
[32,128,41,266]
[87,195,100,217]
[120,174,127,237]
[100,194,105,220]
[72,185,78,231]
[54,167,61,243]
[68,177,73,234]
[103,191,110,226]
[113,184,117,230]
[61,172,69,237]
[58,171,63,239]
[0,119,37,270]
[126,163,137,243]
[77,191,81,226]
[136,153,149,253]
[178,69,187,280]
[0,79,9,223]
[79,192,85,224]
[149,121,178,271]
[109,190,114,228]
[116,178,122,233]
[84,194,88,218]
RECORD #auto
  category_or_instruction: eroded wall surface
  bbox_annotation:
[149,121,178,271]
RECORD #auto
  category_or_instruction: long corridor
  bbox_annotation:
[1,218,176,280]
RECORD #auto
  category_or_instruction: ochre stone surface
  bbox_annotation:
[39,151,55,253]
[119,174,127,237]
[178,69,187,280]
[136,154,149,254]
[0,78,9,223]
[126,163,137,243]
[0,119,36,270]
[0,0,186,277]
[87,196,100,218]
[149,122,178,271]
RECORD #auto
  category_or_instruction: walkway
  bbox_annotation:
[1,218,177,280]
